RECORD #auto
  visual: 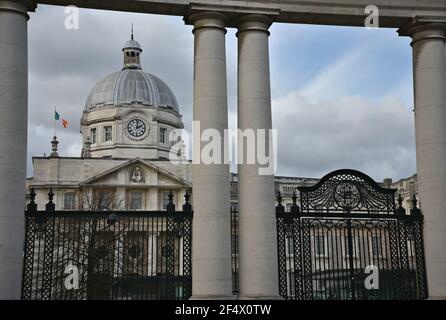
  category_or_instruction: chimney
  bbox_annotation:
[383,178,393,189]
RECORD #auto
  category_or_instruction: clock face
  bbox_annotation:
[127,119,147,138]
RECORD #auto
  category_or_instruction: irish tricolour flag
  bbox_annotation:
[55,110,68,128]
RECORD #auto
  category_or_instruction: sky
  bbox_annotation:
[27,4,416,182]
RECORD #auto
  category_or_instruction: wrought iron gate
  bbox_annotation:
[276,169,428,300]
[22,189,192,300]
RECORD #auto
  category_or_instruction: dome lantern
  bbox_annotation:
[122,24,142,70]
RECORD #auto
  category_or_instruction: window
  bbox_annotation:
[93,189,115,210]
[344,235,357,257]
[371,236,383,257]
[162,192,175,210]
[315,235,325,256]
[64,192,76,210]
[160,128,167,144]
[104,126,112,142]
[90,128,96,144]
[130,191,143,210]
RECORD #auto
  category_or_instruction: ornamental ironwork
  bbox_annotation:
[299,169,395,214]
[21,189,193,300]
[276,169,428,300]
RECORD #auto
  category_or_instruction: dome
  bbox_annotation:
[123,39,142,51]
[85,34,180,113]
[85,69,179,112]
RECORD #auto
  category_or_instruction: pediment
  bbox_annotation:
[80,158,190,187]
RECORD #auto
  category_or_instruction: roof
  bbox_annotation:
[85,69,179,112]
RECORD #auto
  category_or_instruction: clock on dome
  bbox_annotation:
[127,118,147,139]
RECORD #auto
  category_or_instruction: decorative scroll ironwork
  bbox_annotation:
[21,191,193,300]
[276,169,428,300]
[299,169,395,214]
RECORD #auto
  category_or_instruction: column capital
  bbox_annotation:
[0,0,36,16]
[398,18,446,45]
[184,11,229,34]
[235,14,273,37]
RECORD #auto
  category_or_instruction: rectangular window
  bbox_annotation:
[315,235,325,256]
[64,192,76,210]
[344,235,357,257]
[130,191,143,210]
[93,189,115,210]
[90,128,97,144]
[160,128,167,144]
[162,191,175,210]
[104,126,112,142]
[371,236,383,257]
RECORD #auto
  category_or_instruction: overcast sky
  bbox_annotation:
[27,5,415,182]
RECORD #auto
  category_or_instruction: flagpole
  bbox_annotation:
[54,106,57,137]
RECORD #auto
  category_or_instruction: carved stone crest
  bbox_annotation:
[130,166,145,183]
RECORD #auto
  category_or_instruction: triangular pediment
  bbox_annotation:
[80,158,190,187]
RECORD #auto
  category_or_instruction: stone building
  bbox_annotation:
[23,34,422,300]
[26,35,191,211]
[391,174,419,212]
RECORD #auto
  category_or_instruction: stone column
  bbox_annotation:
[236,14,280,299]
[185,11,233,299]
[399,21,446,299]
[0,0,34,299]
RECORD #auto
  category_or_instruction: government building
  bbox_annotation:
[25,35,418,213]
[26,35,191,212]
[23,35,421,300]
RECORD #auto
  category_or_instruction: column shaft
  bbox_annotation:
[188,11,233,299]
[400,22,446,299]
[237,15,280,299]
[0,0,30,299]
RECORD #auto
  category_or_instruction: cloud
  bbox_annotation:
[269,29,415,182]
[27,5,194,175]
[272,83,415,181]
[26,5,416,183]
[300,48,366,102]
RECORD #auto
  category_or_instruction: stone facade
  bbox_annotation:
[26,157,191,211]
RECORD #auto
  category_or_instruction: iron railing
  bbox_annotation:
[22,189,193,300]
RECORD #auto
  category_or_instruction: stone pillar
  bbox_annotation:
[236,14,280,299]
[0,0,34,299]
[185,11,233,299]
[399,21,446,299]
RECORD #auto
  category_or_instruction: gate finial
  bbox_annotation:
[411,194,418,209]
[410,194,421,216]
[397,193,403,208]
[45,188,55,212]
[276,191,284,213]
[183,189,192,212]
[167,189,175,212]
[27,188,37,212]
[395,194,406,215]
[291,190,300,214]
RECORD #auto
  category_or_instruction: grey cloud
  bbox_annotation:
[27,5,195,176]
[272,93,416,181]
[26,5,416,184]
